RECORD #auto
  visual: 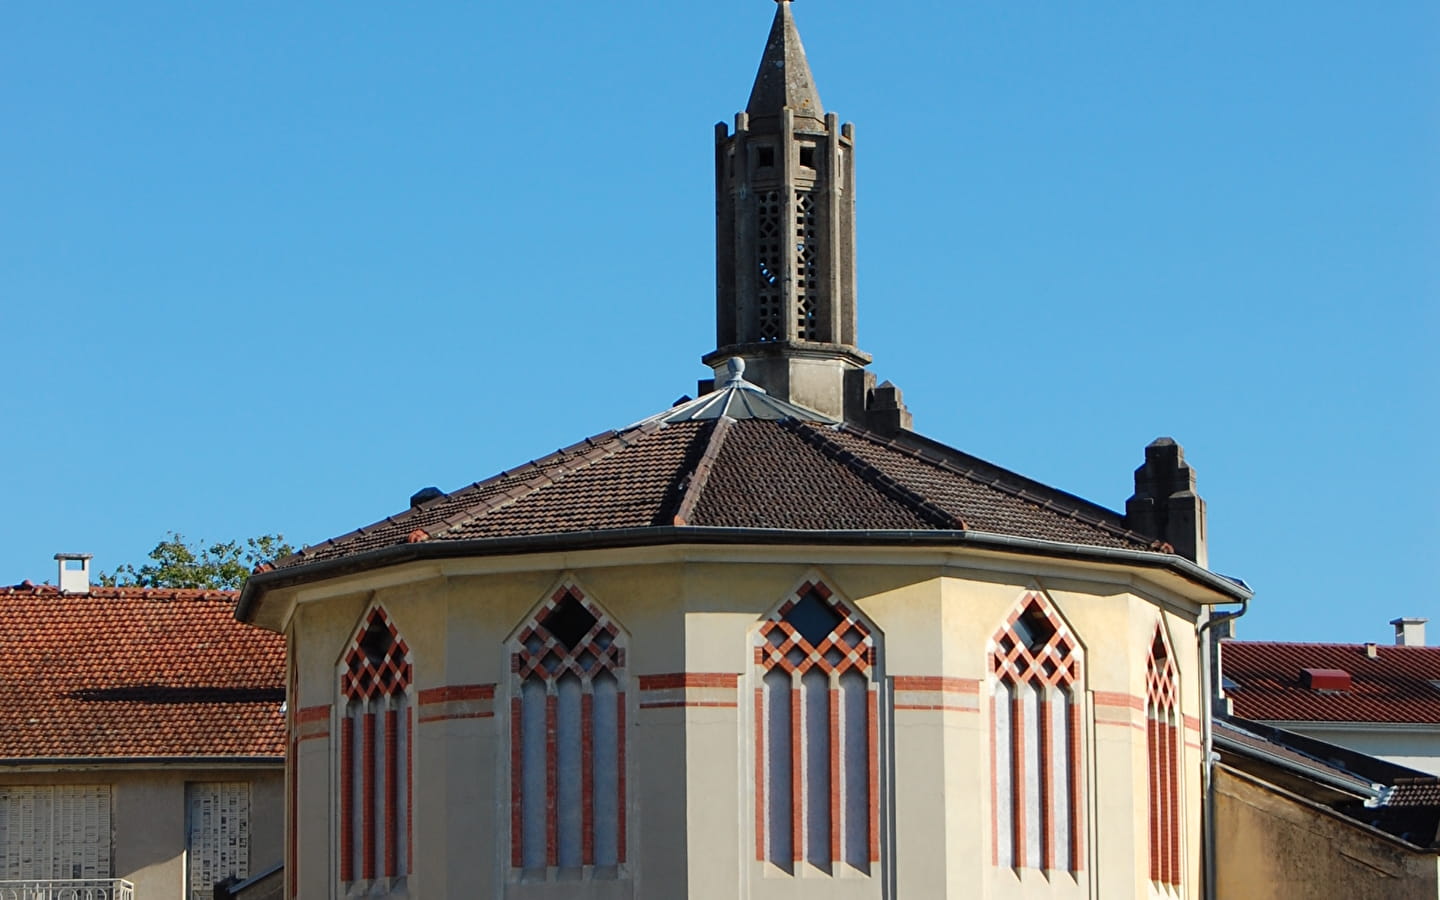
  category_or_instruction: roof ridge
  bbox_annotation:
[420,424,663,542]
[786,421,966,530]
[672,417,732,527]
[838,424,1158,548]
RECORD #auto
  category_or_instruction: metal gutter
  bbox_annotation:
[1213,726,1382,800]
[1197,593,1249,900]
[238,526,1252,623]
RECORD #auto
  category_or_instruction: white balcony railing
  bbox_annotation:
[0,881,135,900]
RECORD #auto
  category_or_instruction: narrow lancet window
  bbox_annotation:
[755,580,878,875]
[339,606,412,888]
[509,583,627,880]
[1147,626,1182,890]
[990,594,1082,873]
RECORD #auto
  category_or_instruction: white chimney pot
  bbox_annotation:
[54,553,92,594]
[1390,617,1427,647]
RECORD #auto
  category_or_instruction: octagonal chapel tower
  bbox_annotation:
[240,4,1243,899]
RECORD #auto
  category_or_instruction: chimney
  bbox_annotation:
[1125,437,1208,567]
[1390,617,1427,647]
[54,553,93,594]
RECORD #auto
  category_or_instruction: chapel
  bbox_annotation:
[237,3,1250,898]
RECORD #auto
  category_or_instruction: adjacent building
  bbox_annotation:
[0,556,286,900]
[1222,618,1440,775]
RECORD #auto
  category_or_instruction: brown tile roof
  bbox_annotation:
[1223,640,1440,725]
[278,402,1159,571]
[0,583,285,761]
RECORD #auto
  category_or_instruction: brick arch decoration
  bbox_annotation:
[754,578,880,876]
[338,604,413,886]
[508,581,628,879]
[1147,623,1181,889]
[989,592,1083,873]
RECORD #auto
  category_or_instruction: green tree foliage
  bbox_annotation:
[97,532,294,590]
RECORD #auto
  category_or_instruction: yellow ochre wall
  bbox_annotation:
[1215,766,1439,900]
[276,544,1216,899]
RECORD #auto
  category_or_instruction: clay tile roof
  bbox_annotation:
[275,385,1157,572]
[0,583,285,760]
[1223,640,1440,725]
[1383,778,1440,808]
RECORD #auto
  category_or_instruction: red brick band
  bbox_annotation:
[340,717,354,883]
[545,694,558,868]
[510,697,523,869]
[616,694,627,864]
[385,709,398,877]
[362,712,375,881]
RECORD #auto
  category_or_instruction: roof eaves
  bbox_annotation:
[238,524,1251,625]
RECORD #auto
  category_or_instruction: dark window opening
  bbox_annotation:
[541,592,599,651]
[799,146,816,169]
[757,146,775,168]
[1012,604,1057,652]
[784,590,843,647]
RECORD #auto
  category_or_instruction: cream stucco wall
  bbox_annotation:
[0,766,283,900]
[276,543,1225,900]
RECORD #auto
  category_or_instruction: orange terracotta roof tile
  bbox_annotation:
[0,583,284,760]
[1223,640,1440,725]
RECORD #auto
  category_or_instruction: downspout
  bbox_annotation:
[1196,593,1248,900]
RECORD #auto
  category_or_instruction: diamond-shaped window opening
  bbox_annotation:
[359,617,394,665]
[784,590,844,648]
[1151,632,1170,662]
[1012,605,1057,653]
[540,593,598,651]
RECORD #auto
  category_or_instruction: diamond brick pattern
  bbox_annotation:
[342,607,411,701]
[991,594,1078,689]
[512,586,623,682]
[1223,641,1440,725]
[757,582,873,677]
[0,583,284,759]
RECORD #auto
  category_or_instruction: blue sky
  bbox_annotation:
[2,1,1435,642]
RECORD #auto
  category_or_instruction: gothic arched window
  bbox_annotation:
[508,582,627,879]
[1147,625,1181,889]
[990,593,1082,873]
[754,579,878,875]
[339,605,412,887]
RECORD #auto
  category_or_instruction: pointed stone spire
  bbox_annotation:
[746,1,824,129]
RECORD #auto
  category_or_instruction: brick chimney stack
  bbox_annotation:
[1125,438,1208,568]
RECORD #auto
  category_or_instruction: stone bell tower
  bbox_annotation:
[705,0,897,426]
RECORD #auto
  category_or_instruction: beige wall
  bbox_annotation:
[1215,765,1439,900]
[281,544,1221,899]
[0,766,283,900]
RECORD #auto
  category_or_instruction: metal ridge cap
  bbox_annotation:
[238,525,1248,622]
